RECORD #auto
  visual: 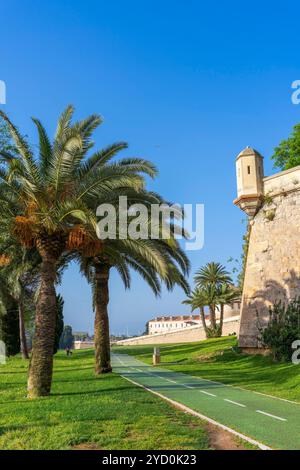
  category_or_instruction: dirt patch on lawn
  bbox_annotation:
[71,427,250,451]
[206,423,248,450]
[72,442,101,450]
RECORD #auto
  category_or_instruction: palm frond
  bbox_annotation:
[78,142,128,178]
[31,117,52,178]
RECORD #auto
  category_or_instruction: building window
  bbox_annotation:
[247,165,251,175]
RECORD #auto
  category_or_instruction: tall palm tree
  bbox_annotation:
[80,235,190,374]
[0,106,157,397]
[75,191,190,374]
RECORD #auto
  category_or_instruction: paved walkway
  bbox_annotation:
[113,353,300,450]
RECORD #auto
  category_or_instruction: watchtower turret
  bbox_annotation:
[234,147,264,217]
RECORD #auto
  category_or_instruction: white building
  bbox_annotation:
[148,302,241,335]
[148,315,201,334]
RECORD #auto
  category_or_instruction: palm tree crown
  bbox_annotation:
[194,262,232,288]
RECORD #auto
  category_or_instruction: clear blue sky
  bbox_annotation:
[1,1,300,334]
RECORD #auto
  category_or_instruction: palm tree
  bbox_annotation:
[194,262,233,337]
[0,288,20,356]
[194,262,232,287]
[216,283,240,333]
[182,287,209,336]
[0,105,158,397]
[0,260,38,359]
[0,227,40,359]
[78,215,190,374]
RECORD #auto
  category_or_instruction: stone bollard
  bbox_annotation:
[153,347,160,366]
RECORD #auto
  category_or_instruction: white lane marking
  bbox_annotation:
[224,399,246,408]
[132,366,217,396]
[164,378,177,384]
[120,373,271,450]
[134,368,180,385]
[112,354,300,405]
[256,410,287,422]
[115,356,125,366]
[116,357,240,401]
[200,390,217,397]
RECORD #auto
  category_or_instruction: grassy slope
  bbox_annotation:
[0,349,209,450]
[113,337,300,402]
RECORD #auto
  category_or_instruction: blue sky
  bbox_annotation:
[1,0,300,334]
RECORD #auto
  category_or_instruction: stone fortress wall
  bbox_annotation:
[234,148,300,350]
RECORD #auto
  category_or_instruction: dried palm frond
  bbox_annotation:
[66,225,87,250]
[26,200,38,217]
[13,216,35,247]
[67,225,103,256]
[0,254,11,266]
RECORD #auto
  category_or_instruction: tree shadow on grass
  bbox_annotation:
[51,385,134,397]
[177,349,300,390]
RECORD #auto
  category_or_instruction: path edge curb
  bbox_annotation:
[120,373,272,451]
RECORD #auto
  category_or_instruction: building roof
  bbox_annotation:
[149,315,202,322]
[236,146,263,161]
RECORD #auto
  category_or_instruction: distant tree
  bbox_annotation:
[217,283,241,333]
[73,332,89,341]
[54,294,64,354]
[195,262,232,287]
[0,296,20,356]
[271,123,300,170]
[192,262,237,337]
[183,287,209,337]
[59,325,74,350]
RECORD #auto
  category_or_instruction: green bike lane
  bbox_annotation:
[112,353,300,450]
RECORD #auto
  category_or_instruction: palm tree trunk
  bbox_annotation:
[18,298,29,359]
[209,304,216,329]
[199,306,209,338]
[27,256,57,398]
[94,263,112,374]
[219,304,224,336]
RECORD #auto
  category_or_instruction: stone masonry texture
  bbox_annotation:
[239,189,300,348]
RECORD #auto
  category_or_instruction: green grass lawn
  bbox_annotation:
[113,337,300,402]
[0,349,210,450]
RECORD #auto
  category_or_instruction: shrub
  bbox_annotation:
[258,299,300,361]
[206,325,222,338]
